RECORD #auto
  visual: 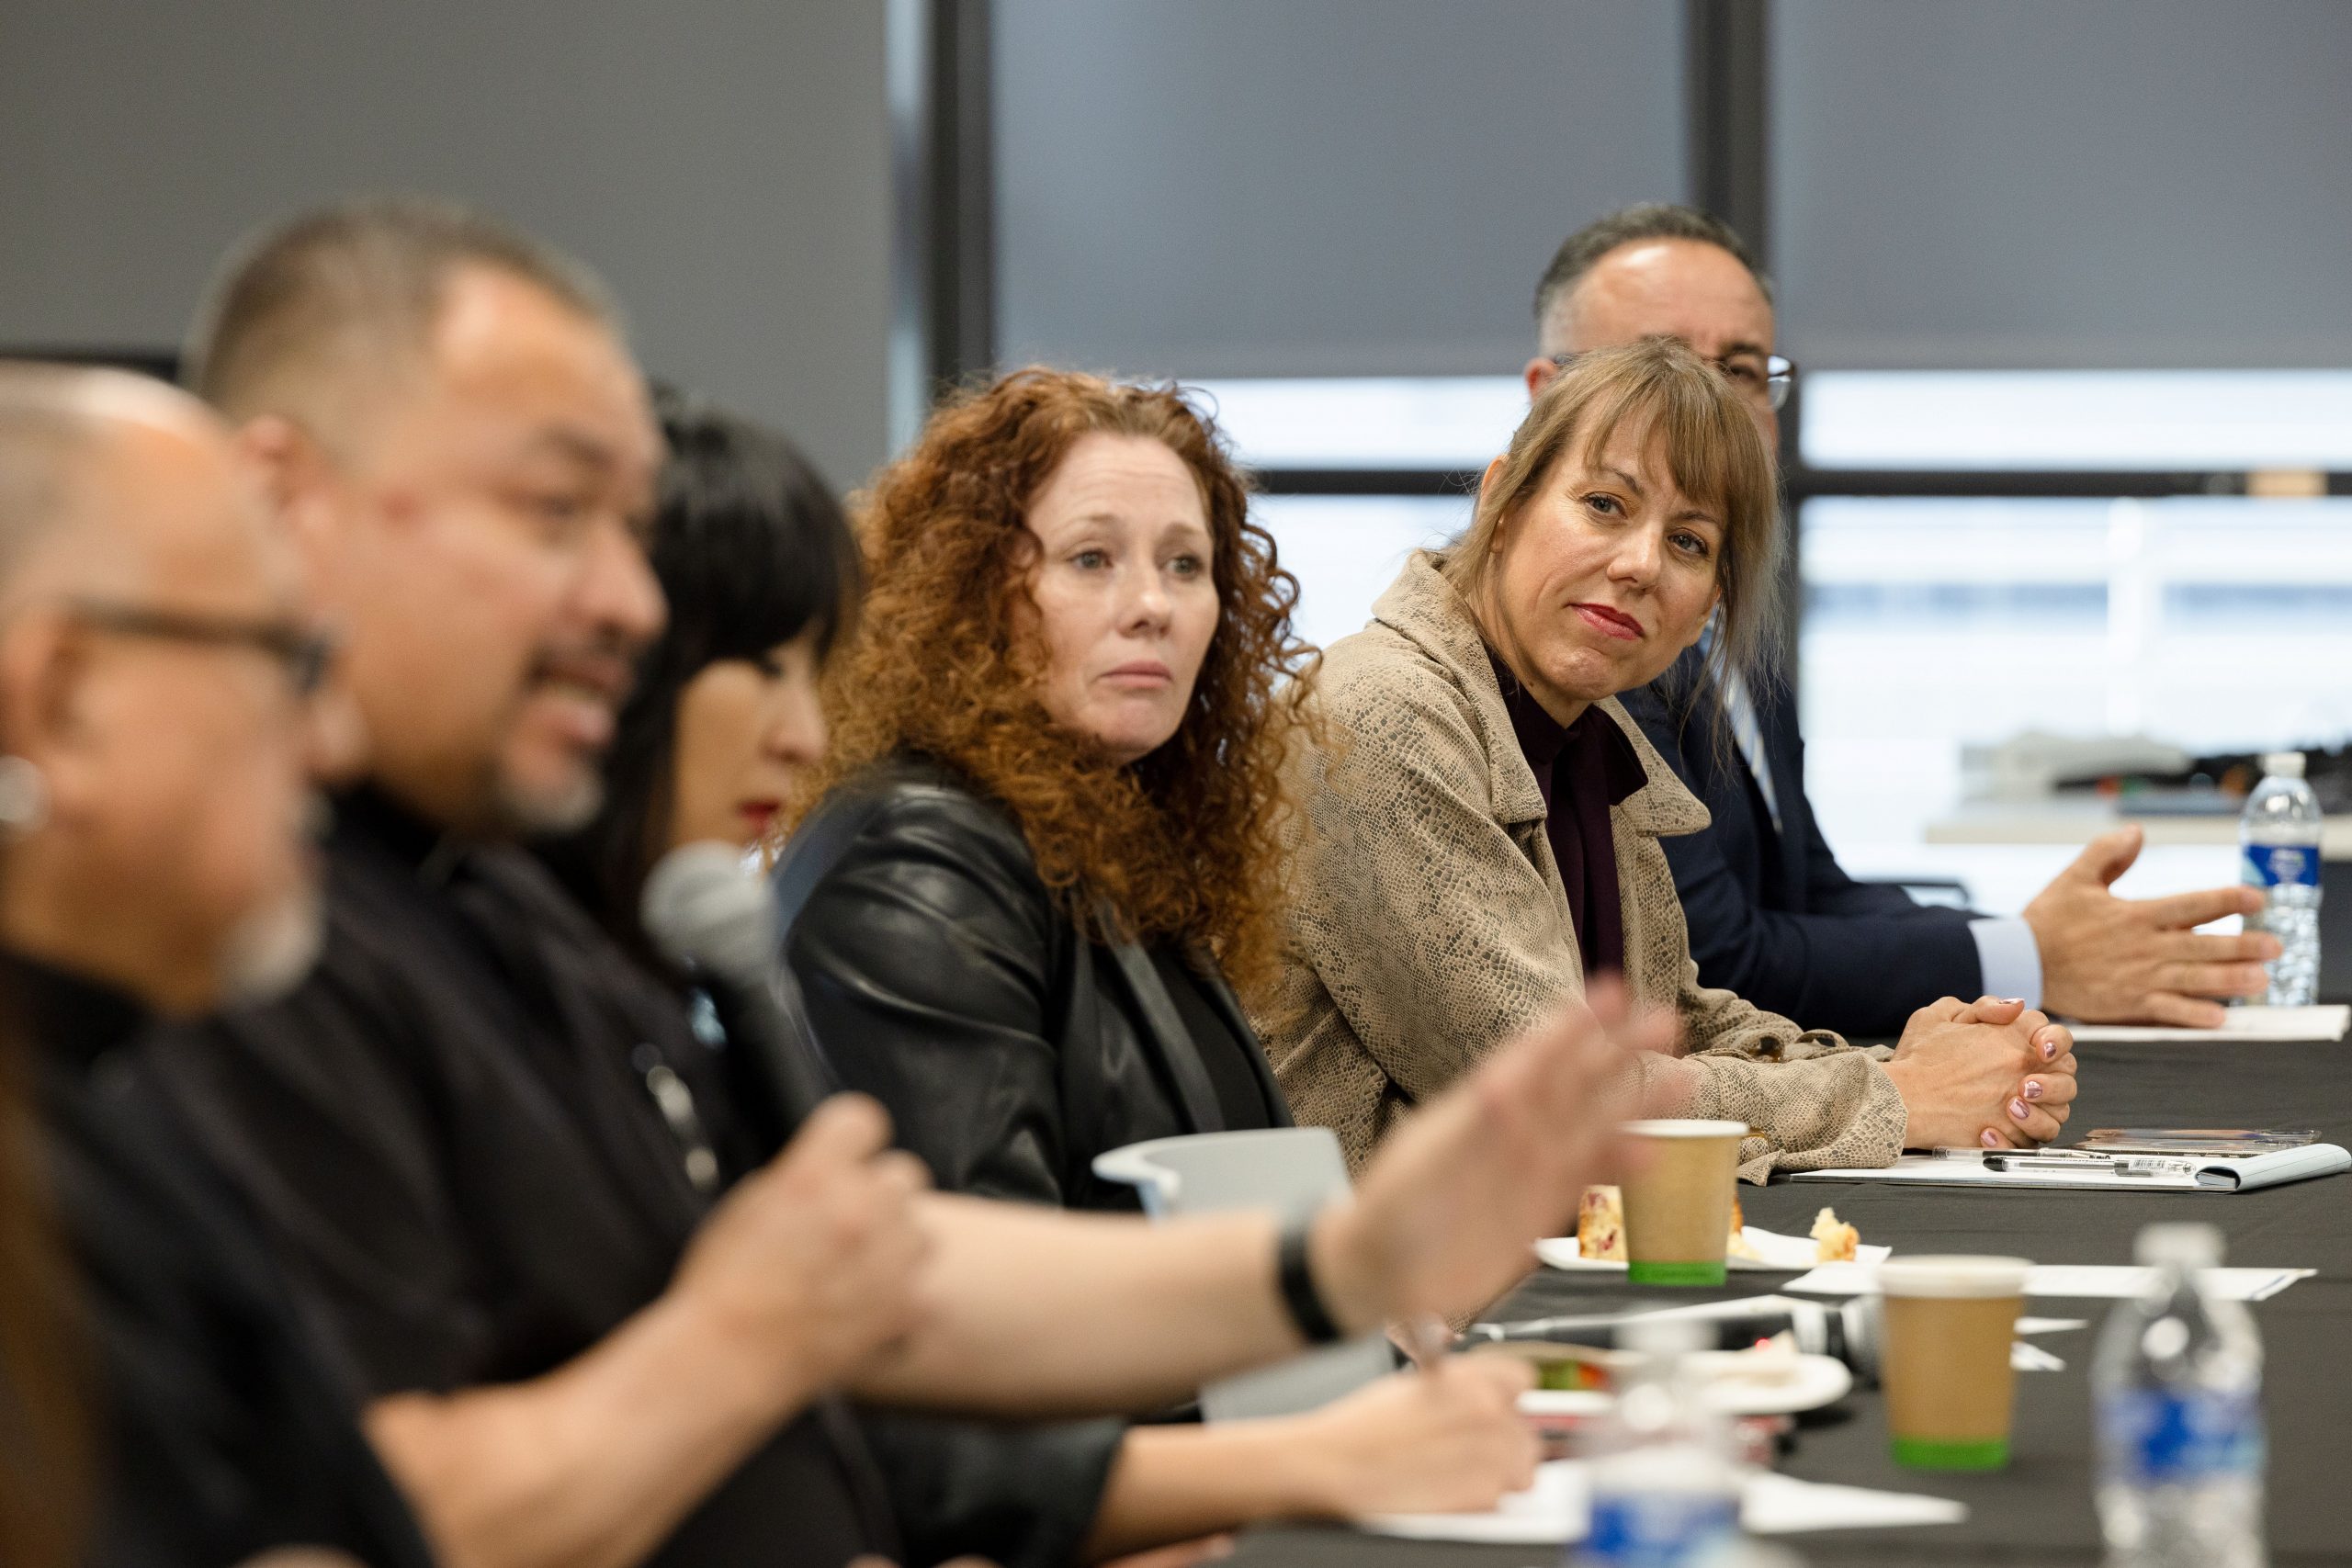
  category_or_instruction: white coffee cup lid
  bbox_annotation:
[1622,1119,1749,1138]
[1876,1255,2033,1298]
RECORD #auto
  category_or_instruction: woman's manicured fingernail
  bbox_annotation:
[2009,1097,2030,1122]
[2023,1079,2044,1100]
[1981,1129,2002,1148]
[2003,997,2024,1005]
[2040,1037,2059,1060]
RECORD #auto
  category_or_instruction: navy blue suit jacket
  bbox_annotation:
[1620,649,1986,1037]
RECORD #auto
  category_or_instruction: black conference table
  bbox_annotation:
[1238,1038,2352,1567]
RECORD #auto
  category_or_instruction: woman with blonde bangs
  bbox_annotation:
[772,367,1544,1547]
[1267,337,2084,1179]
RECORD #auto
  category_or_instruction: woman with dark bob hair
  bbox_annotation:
[560,387,1540,1561]
[546,387,856,964]
[1267,337,2083,1179]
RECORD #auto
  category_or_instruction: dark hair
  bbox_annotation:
[543,389,861,955]
[1532,202,1773,333]
[184,194,621,433]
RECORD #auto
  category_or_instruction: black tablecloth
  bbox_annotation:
[1238,1041,2352,1567]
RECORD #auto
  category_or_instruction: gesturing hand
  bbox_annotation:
[673,1093,934,1407]
[2024,827,2277,1026]
[1885,995,2077,1150]
[1312,982,1677,1330]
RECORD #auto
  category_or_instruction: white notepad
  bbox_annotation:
[2067,1004,2348,1043]
[1787,1143,2352,1193]
[1361,1459,1966,1545]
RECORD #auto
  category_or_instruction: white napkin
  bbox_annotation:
[2067,1004,2348,1043]
[1781,1262,2312,1302]
[1536,1225,1892,1273]
[1361,1461,1966,1545]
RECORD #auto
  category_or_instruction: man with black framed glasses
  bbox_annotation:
[0,362,430,1566]
[1523,202,2277,1037]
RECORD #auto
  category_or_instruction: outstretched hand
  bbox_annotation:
[1311,981,1677,1329]
[2024,826,2277,1027]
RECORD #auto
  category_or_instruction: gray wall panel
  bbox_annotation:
[1773,0,2352,369]
[0,1,892,488]
[994,0,1688,379]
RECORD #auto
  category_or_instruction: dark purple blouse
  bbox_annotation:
[1487,650,1650,979]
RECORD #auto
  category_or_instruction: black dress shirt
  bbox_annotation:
[1149,947,1282,1133]
[150,788,894,1568]
[1487,651,1650,977]
[18,950,430,1568]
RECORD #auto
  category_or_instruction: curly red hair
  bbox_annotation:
[790,367,1317,1000]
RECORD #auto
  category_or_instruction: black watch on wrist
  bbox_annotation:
[1276,1209,1346,1345]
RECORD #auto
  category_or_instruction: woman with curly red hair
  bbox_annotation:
[771,367,1543,1547]
[776,367,1316,1206]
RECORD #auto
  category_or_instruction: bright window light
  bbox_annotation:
[1187,377,1526,470]
[1252,494,1469,653]
[1801,370,2352,472]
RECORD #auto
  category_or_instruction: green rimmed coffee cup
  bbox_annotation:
[1878,1255,2032,1472]
[1619,1119,1747,1288]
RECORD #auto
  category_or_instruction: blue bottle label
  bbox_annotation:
[2244,842,2319,888]
[2099,1389,2264,1485]
[1579,1490,1739,1566]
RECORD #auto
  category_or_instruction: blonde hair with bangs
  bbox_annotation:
[1441,335,1783,703]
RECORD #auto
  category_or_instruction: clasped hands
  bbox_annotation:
[1883,994,2077,1151]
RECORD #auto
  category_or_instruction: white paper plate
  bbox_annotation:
[1518,1350,1854,1418]
[1536,1226,1893,1274]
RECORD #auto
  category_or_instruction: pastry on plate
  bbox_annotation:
[1577,1184,1626,1261]
[1810,1205,1860,1262]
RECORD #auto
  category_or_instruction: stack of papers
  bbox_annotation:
[2068,1004,2348,1043]
[1780,1262,2312,1302]
[1362,1461,1965,1545]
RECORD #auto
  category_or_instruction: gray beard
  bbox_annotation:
[489,768,605,838]
[215,886,327,1006]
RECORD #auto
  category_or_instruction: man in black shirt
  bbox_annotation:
[0,364,430,1567]
[157,197,1653,1568]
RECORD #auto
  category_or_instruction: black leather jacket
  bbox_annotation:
[775,755,1291,1212]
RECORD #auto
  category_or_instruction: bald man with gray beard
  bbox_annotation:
[0,364,429,1568]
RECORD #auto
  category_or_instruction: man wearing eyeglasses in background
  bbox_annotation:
[1524,202,2277,1037]
[0,363,430,1566]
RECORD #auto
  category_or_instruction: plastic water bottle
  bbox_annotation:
[2092,1224,2267,1568]
[1577,1319,1742,1567]
[2240,751,2321,1006]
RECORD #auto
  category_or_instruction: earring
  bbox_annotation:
[0,756,49,832]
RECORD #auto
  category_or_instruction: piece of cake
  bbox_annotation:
[1577,1185,1625,1261]
[1810,1205,1860,1263]
[1724,1195,1762,1260]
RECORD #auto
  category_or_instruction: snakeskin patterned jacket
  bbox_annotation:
[1262,552,1909,1182]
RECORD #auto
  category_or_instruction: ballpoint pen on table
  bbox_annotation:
[1983,1152,2198,1178]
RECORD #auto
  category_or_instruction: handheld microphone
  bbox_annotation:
[640,841,840,1150]
[1459,1294,1882,1385]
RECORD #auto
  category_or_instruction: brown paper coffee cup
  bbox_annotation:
[1878,1255,2030,1471]
[1618,1119,1747,1286]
